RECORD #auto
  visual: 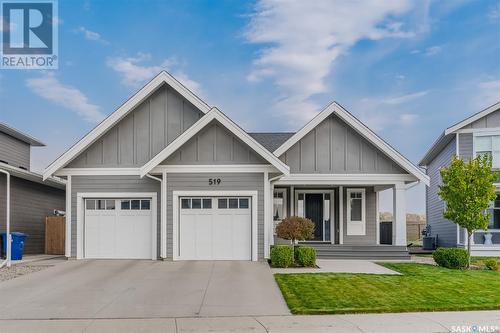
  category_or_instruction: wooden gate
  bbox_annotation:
[45,216,65,255]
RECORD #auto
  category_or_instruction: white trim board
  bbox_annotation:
[76,192,158,260]
[151,164,278,174]
[43,71,211,180]
[141,107,290,177]
[274,173,418,185]
[445,101,500,135]
[172,190,258,261]
[273,102,429,186]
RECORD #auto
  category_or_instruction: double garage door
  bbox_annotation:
[84,196,252,260]
[179,197,252,260]
[84,198,154,259]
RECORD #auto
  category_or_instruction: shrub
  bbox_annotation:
[275,216,315,243]
[433,248,468,269]
[271,245,294,268]
[294,246,316,267]
[484,259,499,271]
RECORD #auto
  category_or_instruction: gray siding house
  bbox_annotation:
[0,123,65,254]
[43,71,429,261]
[420,101,500,256]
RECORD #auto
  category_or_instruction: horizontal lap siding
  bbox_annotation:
[166,173,264,259]
[458,133,473,161]
[426,137,457,247]
[0,132,30,170]
[70,176,161,258]
[0,175,65,254]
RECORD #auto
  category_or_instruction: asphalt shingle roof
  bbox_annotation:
[249,132,295,152]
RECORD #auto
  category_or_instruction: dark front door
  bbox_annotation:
[380,222,393,245]
[305,193,323,241]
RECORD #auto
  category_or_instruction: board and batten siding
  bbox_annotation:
[0,132,30,170]
[67,85,203,168]
[458,133,473,161]
[279,114,406,174]
[166,173,264,259]
[163,121,267,165]
[465,108,500,129]
[0,175,65,254]
[342,186,377,245]
[426,137,457,247]
[70,175,161,258]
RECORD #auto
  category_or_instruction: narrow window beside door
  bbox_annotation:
[346,189,366,236]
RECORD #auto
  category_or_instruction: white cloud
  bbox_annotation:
[488,3,500,21]
[75,26,108,44]
[399,113,418,125]
[26,73,104,123]
[382,90,429,105]
[424,45,442,56]
[244,0,419,124]
[106,53,202,95]
[476,80,500,107]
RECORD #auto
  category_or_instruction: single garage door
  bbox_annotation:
[84,198,153,259]
[179,197,251,260]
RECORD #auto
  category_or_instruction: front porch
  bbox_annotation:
[459,229,500,256]
[269,174,412,259]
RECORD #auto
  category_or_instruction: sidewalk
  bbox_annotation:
[0,311,498,332]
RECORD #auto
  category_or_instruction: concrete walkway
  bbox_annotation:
[271,259,401,274]
[0,311,498,332]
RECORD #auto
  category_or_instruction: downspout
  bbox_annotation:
[0,169,10,268]
[145,174,162,183]
[405,180,420,190]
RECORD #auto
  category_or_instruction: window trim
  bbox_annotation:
[346,188,366,236]
[473,132,500,169]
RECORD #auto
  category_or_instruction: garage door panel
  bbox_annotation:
[179,197,251,261]
[84,198,153,259]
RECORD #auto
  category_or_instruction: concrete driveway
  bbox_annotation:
[0,259,290,319]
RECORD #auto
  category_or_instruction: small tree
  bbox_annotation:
[275,216,315,244]
[439,155,498,268]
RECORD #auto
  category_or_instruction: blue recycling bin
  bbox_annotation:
[1,232,27,260]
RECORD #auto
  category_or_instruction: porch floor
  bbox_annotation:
[300,243,411,260]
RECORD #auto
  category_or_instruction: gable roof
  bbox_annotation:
[419,101,500,166]
[140,107,290,176]
[43,71,210,180]
[274,102,429,186]
[1,162,65,189]
[249,132,295,152]
[0,123,45,146]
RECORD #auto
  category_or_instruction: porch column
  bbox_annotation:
[264,171,270,258]
[160,171,167,259]
[392,182,407,246]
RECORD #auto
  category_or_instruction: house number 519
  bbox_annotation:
[208,178,221,185]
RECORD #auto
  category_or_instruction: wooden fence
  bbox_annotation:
[45,216,65,255]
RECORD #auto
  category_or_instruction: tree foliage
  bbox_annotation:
[276,216,315,243]
[439,155,498,267]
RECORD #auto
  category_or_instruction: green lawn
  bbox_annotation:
[470,256,500,269]
[274,263,500,314]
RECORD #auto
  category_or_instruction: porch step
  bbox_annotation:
[300,243,411,260]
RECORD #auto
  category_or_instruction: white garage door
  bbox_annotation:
[179,197,252,260]
[84,198,153,259]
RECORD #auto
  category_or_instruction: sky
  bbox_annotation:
[1,0,499,214]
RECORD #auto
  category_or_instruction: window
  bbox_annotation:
[218,198,227,209]
[86,199,115,210]
[140,200,150,210]
[346,189,365,235]
[120,199,151,210]
[181,198,191,209]
[239,198,249,209]
[488,194,500,230]
[192,198,202,209]
[228,198,239,209]
[475,135,500,168]
[203,199,212,209]
[273,189,287,222]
